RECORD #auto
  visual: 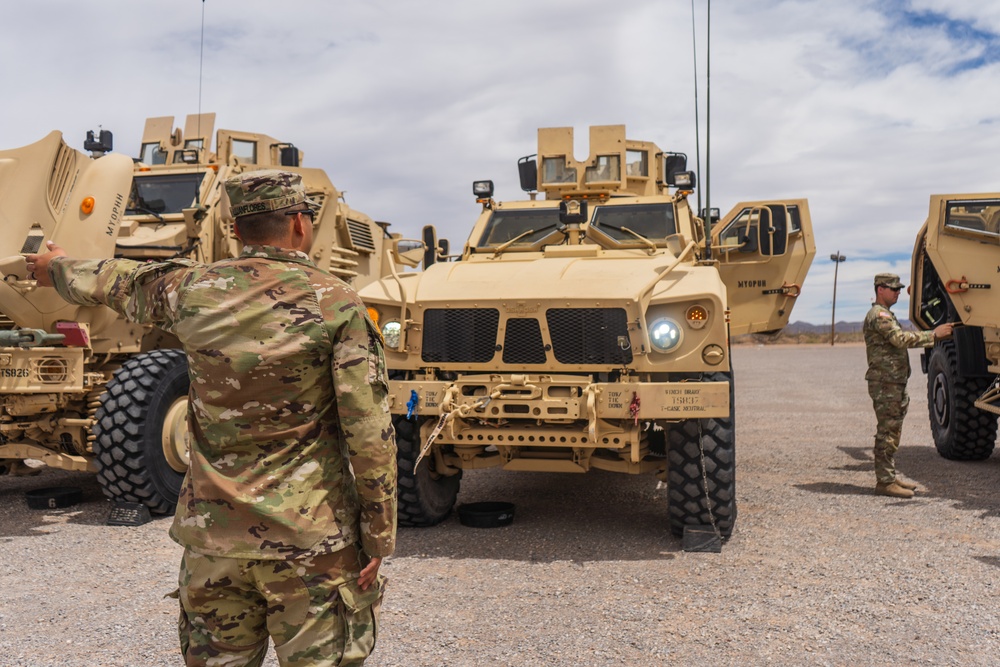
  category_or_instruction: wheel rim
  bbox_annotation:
[932,373,950,428]
[161,396,190,472]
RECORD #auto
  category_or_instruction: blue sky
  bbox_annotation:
[2,0,999,325]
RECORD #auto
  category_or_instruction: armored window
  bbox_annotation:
[231,139,257,164]
[626,150,648,177]
[944,199,1000,237]
[128,173,204,216]
[584,155,621,184]
[592,203,676,242]
[477,208,563,249]
[541,157,577,185]
[139,142,167,165]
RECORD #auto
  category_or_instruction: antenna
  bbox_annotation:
[689,0,702,217]
[705,0,711,235]
[197,0,206,144]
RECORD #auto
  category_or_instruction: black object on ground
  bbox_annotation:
[106,501,153,526]
[25,486,83,510]
[457,501,515,528]
[681,525,722,552]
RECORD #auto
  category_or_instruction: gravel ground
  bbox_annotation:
[2,344,999,666]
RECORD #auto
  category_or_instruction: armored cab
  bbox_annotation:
[360,125,816,538]
[0,114,400,513]
[910,193,1000,460]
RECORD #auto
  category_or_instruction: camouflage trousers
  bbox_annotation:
[868,381,910,484]
[175,543,384,667]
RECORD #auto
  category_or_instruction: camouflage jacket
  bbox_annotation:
[863,304,935,383]
[50,246,396,560]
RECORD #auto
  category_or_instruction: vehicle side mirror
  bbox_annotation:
[393,238,425,268]
[279,146,300,167]
[438,238,450,259]
[518,156,537,192]
[756,205,789,256]
[422,225,438,268]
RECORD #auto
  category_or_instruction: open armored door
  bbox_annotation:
[711,199,816,335]
[0,131,133,329]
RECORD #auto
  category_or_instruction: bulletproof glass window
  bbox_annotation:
[626,150,648,177]
[944,199,1000,238]
[477,208,564,249]
[584,155,621,184]
[139,142,167,165]
[541,157,577,185]
[231,139,258,164]
[128,173,204,215]
[591,203,676,243]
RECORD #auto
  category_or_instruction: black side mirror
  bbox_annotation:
[518,155,538,192]
[279,145,300,167]
[422,225,438,268]
[663,153,688,186]
[438,238,450,260]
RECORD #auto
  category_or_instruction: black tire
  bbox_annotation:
[667,370,737,538]
[394,414,461,526]
[93,349,190,515]
[927,342,997,461]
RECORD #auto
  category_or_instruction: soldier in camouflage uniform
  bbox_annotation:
[864,272,952,499]
[27,170,397,666]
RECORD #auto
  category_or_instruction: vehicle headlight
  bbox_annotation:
[381,321,401,349]
[649,318,683,353]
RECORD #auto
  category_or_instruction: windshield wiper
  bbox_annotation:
[126,205,164,221]
[491,223,563,257]
[599,223,658,253]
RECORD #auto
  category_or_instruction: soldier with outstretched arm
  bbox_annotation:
[27,170,396,667]
[864,272,952,498]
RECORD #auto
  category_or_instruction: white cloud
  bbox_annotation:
[1,0,998,326]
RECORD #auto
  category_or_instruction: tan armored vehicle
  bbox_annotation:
[360,125,816,537]
[910,193,1000,460]
[0,113,405,513]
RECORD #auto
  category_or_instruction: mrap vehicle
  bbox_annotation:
[360,125,816,538]
[0,113,411,513]
[910,192,1000,461]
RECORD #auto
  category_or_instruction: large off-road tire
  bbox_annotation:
[93,349,190,515]
[667,370,737,538]
[926,342,997,461]
[394,414,461,526]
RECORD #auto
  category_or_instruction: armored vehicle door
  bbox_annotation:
[919,194,1000,330]
[711,199,816,335]
[0,131,133,330]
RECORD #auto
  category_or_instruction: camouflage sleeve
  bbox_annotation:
[871,312,935,349]
[329,304,397,558]
[48,257,195,332]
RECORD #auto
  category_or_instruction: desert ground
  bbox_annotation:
[2,344,998,666]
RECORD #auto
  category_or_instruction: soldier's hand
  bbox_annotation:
[933,323,954,340]
[358,556,382,590]
[24,241,67,288]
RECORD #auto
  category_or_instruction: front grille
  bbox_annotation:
[422,309,499,363]
[547,308,633,365]
[503,318,546,364]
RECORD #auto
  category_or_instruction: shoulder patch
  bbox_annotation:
[878,312,892,318]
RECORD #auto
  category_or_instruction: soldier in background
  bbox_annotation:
[27,170,396,666]
[864,272,952,498]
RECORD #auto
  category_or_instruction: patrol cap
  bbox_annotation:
[226,169,319,219]
[874,272,904,289]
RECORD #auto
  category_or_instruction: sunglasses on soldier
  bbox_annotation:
[284,207,316,220]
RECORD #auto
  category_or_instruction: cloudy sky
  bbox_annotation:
[2,0,999,324]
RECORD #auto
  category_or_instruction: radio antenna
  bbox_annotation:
[690,0,702,217]
[197,0,206,143]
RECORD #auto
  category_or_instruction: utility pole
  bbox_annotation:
[830,252,846,345]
